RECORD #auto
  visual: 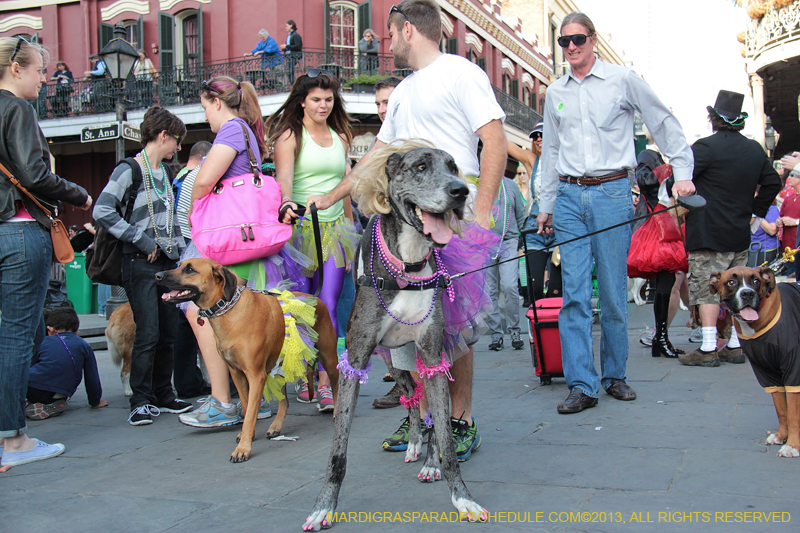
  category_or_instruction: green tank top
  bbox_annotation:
[291,127,346,223]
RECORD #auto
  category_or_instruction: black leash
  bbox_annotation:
[450,200,695,281]
[279,202,325,297]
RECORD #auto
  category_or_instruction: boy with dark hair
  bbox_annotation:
[26,308,107,420]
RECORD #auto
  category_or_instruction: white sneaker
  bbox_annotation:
[689,328,703,343]
[639,329,655,347]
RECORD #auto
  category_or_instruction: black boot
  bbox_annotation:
[652,293,680,358]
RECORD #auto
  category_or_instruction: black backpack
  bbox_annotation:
[85,158,143,286]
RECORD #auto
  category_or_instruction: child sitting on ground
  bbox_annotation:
[26,307,108,419]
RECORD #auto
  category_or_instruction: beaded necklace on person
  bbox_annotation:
[491,179,511,260]
[138,149,174,255]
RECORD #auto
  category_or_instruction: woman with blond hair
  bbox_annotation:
[266,70,357,411]
[0,36,91,466]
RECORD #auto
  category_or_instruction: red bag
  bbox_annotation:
[627,204,688,278]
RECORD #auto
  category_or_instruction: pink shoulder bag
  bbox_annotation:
[190,121,291,264]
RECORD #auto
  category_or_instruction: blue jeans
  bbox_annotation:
[0,221,51,437]
[121,253,179,409]
[97,283,111,314]
[553,179,634,397]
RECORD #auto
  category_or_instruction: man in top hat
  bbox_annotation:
[679,90,781,368]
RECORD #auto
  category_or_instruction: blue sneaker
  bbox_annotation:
[237,397,273,420]
[179,396,241,428]
[1,439,65,467]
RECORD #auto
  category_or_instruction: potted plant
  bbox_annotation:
[343,73,387,94]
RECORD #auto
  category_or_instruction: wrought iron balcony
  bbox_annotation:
[33,49,540,134]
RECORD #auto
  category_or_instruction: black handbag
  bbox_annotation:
[85,158,143,285]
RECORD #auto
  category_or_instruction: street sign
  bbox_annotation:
[81,122,119,143]
[122,122,141,143]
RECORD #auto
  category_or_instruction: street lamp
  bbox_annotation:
[98,24,138,319]
[98,23,138,162]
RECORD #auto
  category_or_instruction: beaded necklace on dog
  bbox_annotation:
[370,215,455,326]
[138,150,174,254]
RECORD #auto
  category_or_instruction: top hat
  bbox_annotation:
[529,121,544,139]
[707,90,747,122]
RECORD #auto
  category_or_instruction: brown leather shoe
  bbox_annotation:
[372,383,403,409]
[678,348,720,367]
[718,346,746,364]
[557,389,598,414]
[605,378,636,401]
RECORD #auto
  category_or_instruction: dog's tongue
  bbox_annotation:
[422,211,453,245]
[739,306,759,322]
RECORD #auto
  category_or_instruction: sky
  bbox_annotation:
[577,0,752,143]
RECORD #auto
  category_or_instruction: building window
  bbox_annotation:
[183,15,200,72]
[523,87,530,108]
[122,20,139,50]
[503,73,510,94]
[467,49,475,63]
[330,3,356,66]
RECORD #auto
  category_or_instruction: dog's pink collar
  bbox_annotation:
[376,216,433,274]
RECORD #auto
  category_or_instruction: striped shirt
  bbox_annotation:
[93,158,185,260]
[175,165,200,239]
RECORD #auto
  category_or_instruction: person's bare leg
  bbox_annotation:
[449,347,473,421]
[1,434,36,453]
[186,306,231,404]
[699,303,720,329]
[318,370,330,388]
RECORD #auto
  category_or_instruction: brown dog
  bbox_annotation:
[105,303,134,397]
[710,266,800,457]
[156,258,340,463]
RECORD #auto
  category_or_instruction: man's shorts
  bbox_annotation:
[688,249,748,306]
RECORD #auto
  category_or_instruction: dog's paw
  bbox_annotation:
[766,433,787,445]
[266,428,281,439]
[776,444,800,458]
[452,496,488,522]
[122,375,132,397]
[303,509,334,531]
[418,465,441,483]
[405,438,422,463]
[230,446,251,463]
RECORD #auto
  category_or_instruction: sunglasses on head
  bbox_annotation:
[557,34,592,48]
[389,5,410,23]
[307,69,335,79]
[200,80,218,94]
[10,36,30,64]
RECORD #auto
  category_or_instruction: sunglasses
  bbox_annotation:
[10,36,30,64]
[531,133,542,140]
[307,69,335,79]
[389,5,410,23]
[200,80,217,94]
[170,133,183,144]
[557,34,592,48]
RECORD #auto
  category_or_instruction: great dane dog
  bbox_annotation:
[303,142,487,530]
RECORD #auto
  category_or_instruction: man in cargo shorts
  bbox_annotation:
[679,90,781,367]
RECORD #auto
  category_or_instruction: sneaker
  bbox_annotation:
[510,331,524,350]
[0,439,65,467]
[25,399,68,420]
[382,417,431,452]
[451,417,481,462]
[237,397,273,420]
[688,328,703,343]
[178,396,240,428]
[317,385,334,412]
[296,381,317,403]
[718,346,746,364]
[128,404,160,426]
[158,398,193,414]
[488,333,503,351]
[639,329,655,347]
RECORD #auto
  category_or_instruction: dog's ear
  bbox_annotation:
[708,271,722,295]
[757,266,777,293]
[385,153,403,180]
[221,267,238,302]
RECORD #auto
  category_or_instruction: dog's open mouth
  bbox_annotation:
[736,306,759,322]
[161,289,197,304]
[411,204,453,245]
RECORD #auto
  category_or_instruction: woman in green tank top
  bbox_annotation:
[266,71,358,408]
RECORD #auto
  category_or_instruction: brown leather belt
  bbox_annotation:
[559,170,629,186]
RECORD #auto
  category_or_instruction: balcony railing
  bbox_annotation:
[33,49,540,133]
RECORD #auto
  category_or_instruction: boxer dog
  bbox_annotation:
[710,266,800,458]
